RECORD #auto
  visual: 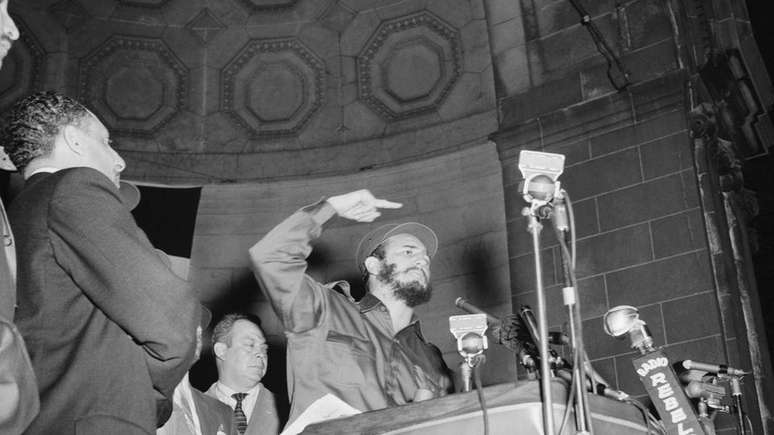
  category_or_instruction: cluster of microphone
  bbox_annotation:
[452,297,750,408]
[453,297,630,402]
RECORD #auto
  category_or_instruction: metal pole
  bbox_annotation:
[565,293,592,434]
[730,377,746,435]
[557,226,593,434]
[527,212,555,435]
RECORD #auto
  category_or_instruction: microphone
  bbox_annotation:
[684,380,727,400]
[454,297,500,326]
[518,151,564,200]
[517,151,565,217]
[524,175,556,203]
[449,313,488,393]
[681,360,749,377]
[555,369,629,402]
[455,298,529,353]
[519,305,568,346]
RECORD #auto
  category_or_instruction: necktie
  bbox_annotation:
[232,392,248,435]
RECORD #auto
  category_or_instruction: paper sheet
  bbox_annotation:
[280,394,362,435]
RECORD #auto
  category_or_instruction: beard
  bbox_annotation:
[377,262,433,308]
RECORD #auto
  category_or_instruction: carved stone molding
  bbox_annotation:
[317,1,356,33]
[237,0,299,14]
[185,8,225,45]
[357,11,462,121]
[699,51,768,158]
[221,37,325,137]
[78,35,188,136]
[49,0,91,33]
[116,0,171,8]
[0,17,44,109]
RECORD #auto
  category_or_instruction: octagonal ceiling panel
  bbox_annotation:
[4,0,495,183]
[78,35,188,136]
[221,37,325,138]
[357,11,462,121]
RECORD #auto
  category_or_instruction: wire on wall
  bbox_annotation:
[568,0,632,91]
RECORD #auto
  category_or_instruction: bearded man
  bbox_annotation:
[248,189,453,430]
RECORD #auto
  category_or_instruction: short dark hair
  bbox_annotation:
[1,91,90,170]
[212,313,262,346]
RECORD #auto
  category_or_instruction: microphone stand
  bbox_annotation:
[554,192,593,434]
[730,376,746,435]
[523,204,555,435]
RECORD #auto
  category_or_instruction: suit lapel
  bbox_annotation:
[246,385,277,435]
[190,392,214,435]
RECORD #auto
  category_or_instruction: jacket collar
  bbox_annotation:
[358,292,423,335]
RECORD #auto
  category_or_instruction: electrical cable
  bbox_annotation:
[554,188,582,434]
[567,0,631,91]
[560,191,664,434]
[556,190,596,433]
[558,369,577,434]
[472,359,489,435]
[566,190,577,269]
[625,396,665,435]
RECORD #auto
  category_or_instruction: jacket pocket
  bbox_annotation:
[322,330,375,386]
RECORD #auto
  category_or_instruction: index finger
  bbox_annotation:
[373,199,403,209]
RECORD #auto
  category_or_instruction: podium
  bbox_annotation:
[303,380,656,434]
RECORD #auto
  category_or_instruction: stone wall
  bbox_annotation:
[490,0,774,431]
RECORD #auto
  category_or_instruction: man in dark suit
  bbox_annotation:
[1,91,200,435]
[206,314,280,435]
[0,1,39,432]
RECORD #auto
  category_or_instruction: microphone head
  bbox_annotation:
[492,314,534,354]
[460,332,486,354]
[603,305,640,337]
[524,174,556,202]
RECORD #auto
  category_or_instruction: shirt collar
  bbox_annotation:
[358,293,422,331]
[174,373,193,405]
[27,167,59,177]
[357,292,382,313]
[215,380,262,398]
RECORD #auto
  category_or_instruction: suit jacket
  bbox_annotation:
[9,168,200,435]
[0,315,39,434]
[158,380,236,435]
[192,387,236,435]
[0,198,39,434]
[205,383,280,435]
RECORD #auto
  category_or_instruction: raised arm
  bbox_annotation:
[249,190,401,333]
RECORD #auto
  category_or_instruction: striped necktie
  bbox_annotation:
[232,392,248,435]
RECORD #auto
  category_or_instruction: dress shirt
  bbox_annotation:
[26,167,58,177]
[157,373,202,435]
[212,381,262,422]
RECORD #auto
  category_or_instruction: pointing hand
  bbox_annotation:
[326,189,402,222]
